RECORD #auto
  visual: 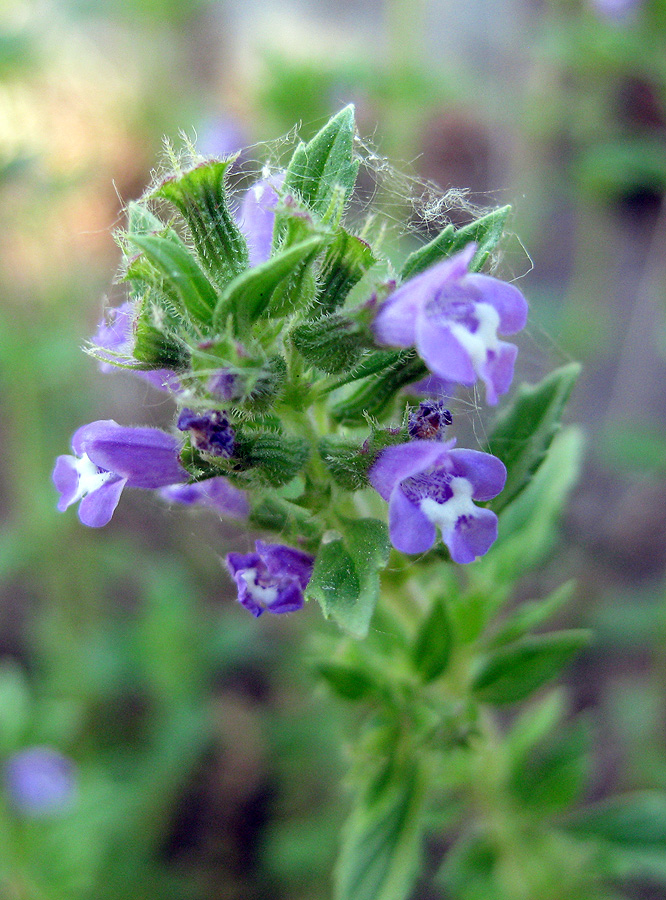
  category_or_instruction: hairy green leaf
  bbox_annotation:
[400,205,511,281]
[127,232,218,329]
[284,105,359,219]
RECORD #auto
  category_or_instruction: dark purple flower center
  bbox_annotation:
[401,468,453,505]
[177,408,235,457]
[408,401,452,440]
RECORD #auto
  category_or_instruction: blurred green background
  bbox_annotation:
[2,0,666,897]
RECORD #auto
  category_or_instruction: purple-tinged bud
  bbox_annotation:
[4,748,76,817]
[207,369,244,402]
[408,400,452,441]
[177,409,235,458]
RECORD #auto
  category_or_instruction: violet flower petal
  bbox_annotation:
[389,486,436,554]
[75,421,187,489]
[415,315,477,385]
[255,540,314,589]
[92,301,182,392]
[78,475,127,527]
[465,274,528,334]
[52,456,81,511]
[448,449,507,501]
[447,507,498,564]
[160,477,249,519]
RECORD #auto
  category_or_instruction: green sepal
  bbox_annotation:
[118,201,167,267]
[316,228,376,314]
[400,205,511,281]
[472,629,591,705]
[487,362,581,513]
[330,350,427,423]
[319,428,406,491]
[133,295,191,370]
[316,661,376,701]
[152,159,249,288]
[334,761,425,900]
[213,236,326,333]
[486,579,576,650]
[126,231,218,330]
[230,429,311,487]
[290,313,375,374]
[411,597,453,683]
[283,105,359,220]
[307,518,390,639]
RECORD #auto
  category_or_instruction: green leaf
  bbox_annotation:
[436,831,501,900]
[307,519,390,638]
[316,661,376,701]
[308,537,359,612]
[213,235,325,332]
[487,363,581,513]
[127,232,218,329]
[400,205,511,281]
[411,598,453,683]
[472,629,591,705]
[489,427,584,576]
[284,105,359,219]
[335,763,425,900]
[487,580,576,649]
[153,159,249,288]
[565,793,666,848]
[506,688,567,764]
[509,717,590,812]
[317,228,376,314]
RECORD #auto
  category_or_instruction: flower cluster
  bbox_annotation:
[53,107,527,622]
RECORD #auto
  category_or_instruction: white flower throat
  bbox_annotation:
[448,302,500,370]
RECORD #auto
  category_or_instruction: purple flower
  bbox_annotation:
[160,476,249,519]
[92,301,182,393]
[237,172,285,268]
[226,540,314,617]
[4,748,76,817]
[196,115,247,158]
[369,440,506,563]
[53,420,188,527]
[406,373,454,398]
[590,0,641,19]
[177,408,235,457]
[372,244,528,405]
